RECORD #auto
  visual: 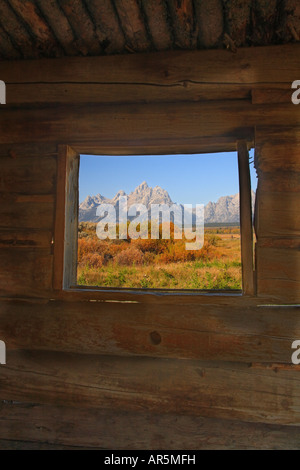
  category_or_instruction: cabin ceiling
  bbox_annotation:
[0,0,299,61]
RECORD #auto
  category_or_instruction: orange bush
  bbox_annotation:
[114,247,144,266]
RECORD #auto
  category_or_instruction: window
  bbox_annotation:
[53,142,256,296]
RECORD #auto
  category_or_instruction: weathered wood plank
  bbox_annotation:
[0,143,57,159]
[8,0,62,58]
[257,246,300,302]
[257,246,300,281]
[1,44,299,84]
[0,401,299,450]
[255,127,300,171]
[0,200,54,230]
[238,141,254,295]
[166,0,197,49]
[0,101,298,149]
[0,351,299,425]
[257,192,300,237]
[34,0,78,56]
[0,24,21,60]
[0,249,53,298]
[0,156,56,193]
[0,300,299,362]
[5,81,252,105]
[141,0,172,51]
[0,230,52,249]
[84,0,126,54]
[223,0,252,47]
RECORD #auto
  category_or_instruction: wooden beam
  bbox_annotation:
[237,141,254,295]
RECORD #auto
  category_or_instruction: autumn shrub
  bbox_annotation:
[79,252,104,268]
[114,246,144,266]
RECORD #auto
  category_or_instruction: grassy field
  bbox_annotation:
[77,222,242,290]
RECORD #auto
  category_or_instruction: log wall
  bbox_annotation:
[0,45,299,449]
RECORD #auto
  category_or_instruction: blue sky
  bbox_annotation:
[79,150,257,205]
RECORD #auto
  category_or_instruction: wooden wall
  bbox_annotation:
[0,44,299,449]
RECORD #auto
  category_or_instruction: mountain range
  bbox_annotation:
[79,181,255,224]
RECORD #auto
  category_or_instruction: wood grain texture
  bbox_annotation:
[0,249,53,298]
[194,0,224,48]
[0,100,297,150]
[0,401,299,450]
[113,0,151,52]
[35,0,78,56]
[0,156,56,194]
[255,127,300,172]
[0,300,299,362]
[59,0,102,56]
[0,350,299,425]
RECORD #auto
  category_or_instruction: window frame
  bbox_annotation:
[53,141,255,299]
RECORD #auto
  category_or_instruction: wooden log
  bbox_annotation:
[0,25,21,60]
[238,141,254,295]
[0,101,298,150]
[223,0,252,47]
[194,0,223,48]
[0,351,299,425]
[53,146,78,290]
[5,82,252,105]
[256,246,300,302]
[0,249,53,298]
[251,0,278,46]
[0,401,299,450]
[8,0,62,58]
[258,171,300,193]
[59,0,102,56]
[0,1,37,59]
[255,127,300,171]
[113,0,151,52]
[0,156,56,194]
[0,230,52,250]
[35,0,78,56]
[141,0,172,51]
[0,200,54,230]
[1,44,299,85]
[252,87,293,105]
[166,0,197,49]
[256,192,300,237]
[0,300,299,362]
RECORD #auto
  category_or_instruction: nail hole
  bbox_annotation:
[150,331,161,345]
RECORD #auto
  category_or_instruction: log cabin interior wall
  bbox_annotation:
[0,43,299,449]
